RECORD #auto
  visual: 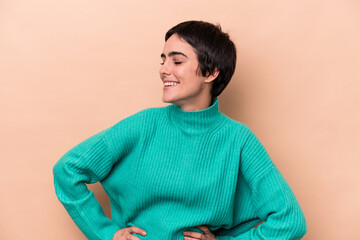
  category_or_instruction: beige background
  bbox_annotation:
[1,0,359,239]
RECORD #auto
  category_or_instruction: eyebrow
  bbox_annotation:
[161,51,188,59]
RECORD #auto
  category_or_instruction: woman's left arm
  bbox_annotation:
[218,128,307,240]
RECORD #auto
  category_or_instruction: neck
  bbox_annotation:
[176,96,213,111]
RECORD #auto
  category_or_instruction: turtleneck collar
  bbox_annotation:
[167,97,226,135]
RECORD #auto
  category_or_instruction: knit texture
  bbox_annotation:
[53,98,307,240]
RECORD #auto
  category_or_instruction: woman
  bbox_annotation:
[53,21,307,240]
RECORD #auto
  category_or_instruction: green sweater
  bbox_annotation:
[53,98,306,240]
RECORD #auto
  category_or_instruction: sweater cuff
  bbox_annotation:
[62,191,119,240]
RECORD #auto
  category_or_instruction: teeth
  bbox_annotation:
[164,82,179,87]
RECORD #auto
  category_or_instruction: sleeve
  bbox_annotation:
[53,111,146,240]
[217,127,307,240]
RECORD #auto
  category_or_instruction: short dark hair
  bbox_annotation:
[165,20,237,98]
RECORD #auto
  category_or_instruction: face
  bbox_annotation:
[160,34,217,110]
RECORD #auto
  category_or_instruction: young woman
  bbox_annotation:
[53,20,307,240]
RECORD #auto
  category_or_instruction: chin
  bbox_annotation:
[162,98,175,104]
[162,95,176,104]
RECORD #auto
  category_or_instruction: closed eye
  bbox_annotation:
[160,61,182,65]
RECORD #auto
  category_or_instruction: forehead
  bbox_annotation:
[162,34,197,57]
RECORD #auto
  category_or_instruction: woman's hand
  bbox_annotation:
[183,225,216,240]
[112,226,147,240]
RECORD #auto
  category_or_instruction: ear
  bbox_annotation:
[204,69,220,83]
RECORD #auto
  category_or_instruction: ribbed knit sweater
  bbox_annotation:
[53,98,306,240]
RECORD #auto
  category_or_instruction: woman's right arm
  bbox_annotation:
[53,127,120,240]
[53,110,150,240]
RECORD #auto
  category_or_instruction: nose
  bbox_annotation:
[159,61,170,76]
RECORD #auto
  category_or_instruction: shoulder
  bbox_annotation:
[104,105,168,135]
[135,105,168,118]
[116,105,168,124]
[101,106,168,152]
[221,114,254,137]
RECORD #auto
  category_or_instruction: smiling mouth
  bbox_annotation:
[164,81,179,87]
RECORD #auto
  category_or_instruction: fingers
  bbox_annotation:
[183,226,216,240]
[196,225,211,235]
[113,227,147,240]
[127,235,141,240]
[127,226,147,236]
[183,231,204,239]
[184,236,201,240]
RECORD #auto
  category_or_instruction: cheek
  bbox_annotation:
[173,68,185,79]
[175,67,199,82]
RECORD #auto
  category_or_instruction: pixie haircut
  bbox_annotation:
[165,20,237,98]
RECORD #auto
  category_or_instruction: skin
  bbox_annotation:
[112,34,219,240]
[160,34,219,111]
[112,226,147,240]
[183,226,217,240]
